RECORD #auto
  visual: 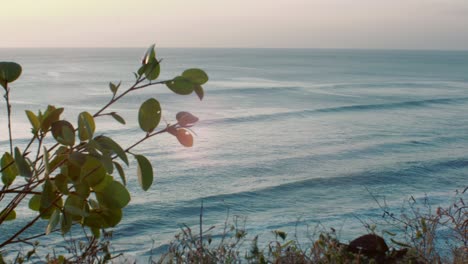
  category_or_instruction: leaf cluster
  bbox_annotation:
[0,45,208,258]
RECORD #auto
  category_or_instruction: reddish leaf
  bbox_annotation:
[176,112,199,127]
[176,128,193,147]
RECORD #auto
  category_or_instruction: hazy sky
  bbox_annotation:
[1,0,468,49]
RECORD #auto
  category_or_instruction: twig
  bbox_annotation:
[200,200,204,253]
[3,83,13,154]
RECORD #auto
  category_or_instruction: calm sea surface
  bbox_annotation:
[0,48,467,258]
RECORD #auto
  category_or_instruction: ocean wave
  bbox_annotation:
[213,157,465,200]
[202,97,468,125]
[325,81,468,90]
[128,155,468,219]
[207,86,302,94]
[209,78,307,89]
[116,155,468,256]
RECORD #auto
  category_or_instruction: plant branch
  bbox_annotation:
[93,77,171,118]
[0,185,68,247]
[93,77,145,118]
[3,83,13,154]
[123,125,173,154]
[0,190,41,195]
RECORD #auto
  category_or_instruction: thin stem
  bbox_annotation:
[124,126,170,153]
[8,228,61,245]
[0,211,41,248]
[0,160,14,173]
[0,185,67,247]
[93,77,145,117]
[200,200,204,253]
[93,78,170,118]
[3,83,13,154]
[23,134,37,156]
[0,180,42,224]
[0,190,41,195]
[132,79,168,90]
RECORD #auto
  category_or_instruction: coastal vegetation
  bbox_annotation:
[155,189,466,263]
[0,45,208,262]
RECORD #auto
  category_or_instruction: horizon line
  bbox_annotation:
[0,46,468,52]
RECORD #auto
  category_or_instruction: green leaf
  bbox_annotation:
[92,174,113,192]
[142,44,156,64]
[138,64,148,77]
[0,62,22,88]
[61,212,73,234]
[113,162,126,186]
[145,61,160,80]
[100,207,122,227]
[64,194,87,220]
[1,152,18,186]
[85,139,101,156]
[0,209,16,221]
[63,161,81,182]
[51,120,76,146]
[109,81,120,95]
[110,112,126,125]
[14,147,32,178]
[40,180,61,220]
[78,112,96,141]
[68,152,86,167]
[46,209,60,235]
[194,84,204,100]
[80,156,106,187]
[49,153,67,174]
[25,110,40,134]
[176,128,194,147]
[165,76,194,95]
[99,153,114,174]
[135,154,153,191]
[176,112,199,127]
[96,180,130,208]
[55,173,69,194]
[138,98,161,133]
[55,146,69,155]
[41,107,64,132]
[73,181,90,199]
[40,179,56,210]
[182,68,209,85]
[91,227,101,238]
[29,194,41,211]
[94,135,129,165]
[84,207,123,229]
[84,211,105,228]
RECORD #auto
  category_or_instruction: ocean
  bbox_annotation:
[0,48,467,259]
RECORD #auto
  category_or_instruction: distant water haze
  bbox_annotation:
[0,48,467,259]
[1,0,468,49]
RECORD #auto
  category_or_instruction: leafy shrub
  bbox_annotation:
[0,45,208,262]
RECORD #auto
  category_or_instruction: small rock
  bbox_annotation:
[347,234,389,257]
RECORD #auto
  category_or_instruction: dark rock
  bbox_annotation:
[347,234,389,258]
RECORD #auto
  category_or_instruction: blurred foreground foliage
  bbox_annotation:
[157,190,466,264]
